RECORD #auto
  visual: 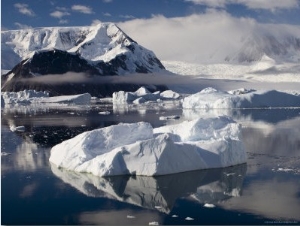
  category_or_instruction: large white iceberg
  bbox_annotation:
[49,116,247,176]
[182,87,300,109]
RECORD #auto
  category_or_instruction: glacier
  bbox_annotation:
[49,116,247,176]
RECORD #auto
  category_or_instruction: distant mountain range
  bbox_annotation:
[1,23,166,96]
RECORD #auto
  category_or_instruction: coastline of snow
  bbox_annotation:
[1,90,91,107]
[182,87,300,109]
[49,116,247,176]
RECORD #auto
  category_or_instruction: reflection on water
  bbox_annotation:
[2,104,300,224]
[51,164,247,214]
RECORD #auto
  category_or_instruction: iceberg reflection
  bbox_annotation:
[51,164,246,213]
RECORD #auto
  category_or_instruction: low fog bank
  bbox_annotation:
[18,72,300,95]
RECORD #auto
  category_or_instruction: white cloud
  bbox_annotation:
[186,0,299,11]
[14,3,35,17]
[119,14,135,19]
[14,22,32,29]
[71,5,94,14]
[103,0,113,3]
[50,11,70,19]
[103,12,112,17]
[118,12,256,63]
[59,19,69,24]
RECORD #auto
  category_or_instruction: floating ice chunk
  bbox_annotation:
[185,217,194,220]
[112,87,180,104]
[149,222,159,225]
[37,93,91,105]
[160,90,181,100]
[182,87,300,109]
[171,215,178,218]
[49,116,247,176]
[10,125,25,132]
[98,111,110,115]
[204,203,215,208]
[1,152,11,156]
[127,215,135,219]
[1,90,91,106]
[159,115,180,121]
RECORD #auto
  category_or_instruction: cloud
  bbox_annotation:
[59,19,69,24]
[118,12,256,63]
[14,22,32,29]
[103,12,112,17]
[119,14,135,19]
[185,0,299,11]
[103,0,113,3]
[50,11,70,19]
[71,5,94,14]
[14,3,35,17]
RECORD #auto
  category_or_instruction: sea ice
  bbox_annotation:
[182,87,300,109]
[49,116,247,176]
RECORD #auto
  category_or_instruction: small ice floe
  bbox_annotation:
[154,206,162,209]
[1,152,11,156]
[185,217,194,221]
[171,215,178,218]
[98,111,110,115]
[126,215,135,219]
[204,203,216,208]
[277,168,294,172]
[159,115,180,121]
[149,221,159,225]
[10,125,25,132]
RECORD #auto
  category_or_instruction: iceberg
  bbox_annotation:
[182,87,300,109]
[112,87,181,104]
[1,90,91,107]
[49,116,247,176]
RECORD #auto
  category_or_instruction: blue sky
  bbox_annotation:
[1,0,300,30]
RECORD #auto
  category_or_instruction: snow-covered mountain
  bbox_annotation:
[1,23,167,96]
[1,23,165,73]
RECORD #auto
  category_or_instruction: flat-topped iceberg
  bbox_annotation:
[182,87,300,109]
[1,90,91,107]
[112,87,181,104]
[49,116,247,176]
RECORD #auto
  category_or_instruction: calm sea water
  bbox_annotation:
[1,103,300,225]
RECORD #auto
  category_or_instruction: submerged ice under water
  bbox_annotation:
[1,102,300,225]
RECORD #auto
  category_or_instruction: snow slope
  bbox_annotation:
[1,23,165,74]
[49,117,247,176]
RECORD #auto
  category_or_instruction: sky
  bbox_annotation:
[1,0,300,30]
[1,0,300,63]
